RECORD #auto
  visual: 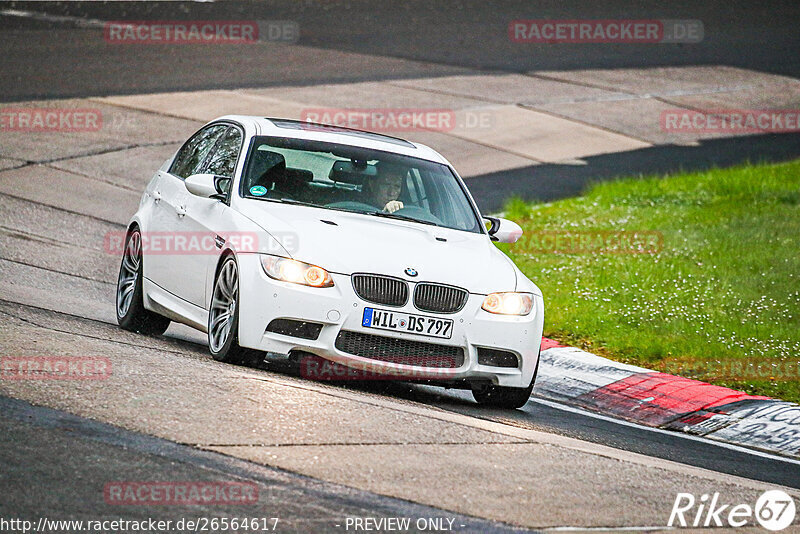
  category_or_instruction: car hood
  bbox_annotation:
[236,200,518,294]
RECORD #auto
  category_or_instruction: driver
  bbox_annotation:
[363,162,406,213]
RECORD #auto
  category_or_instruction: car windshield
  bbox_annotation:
[240,136,483,233]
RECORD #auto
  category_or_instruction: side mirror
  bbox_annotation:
[484,216,523,243]
[185,173,230,201]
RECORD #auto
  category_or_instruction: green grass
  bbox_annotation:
[498,160,800,402]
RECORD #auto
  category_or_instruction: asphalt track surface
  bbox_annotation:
[1,298,799,530]
[2,1,800,211]
[2,0,800,98]
[1,1,800,531]
[0,395,529,534]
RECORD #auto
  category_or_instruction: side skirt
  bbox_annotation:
[142,277,209,333]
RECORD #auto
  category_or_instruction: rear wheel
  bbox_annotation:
[471,351,540,409]
[208,256,260,365]
[116,228,171,335]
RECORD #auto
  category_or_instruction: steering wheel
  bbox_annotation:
[393,205,444,225]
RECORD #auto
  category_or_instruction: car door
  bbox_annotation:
[145,123,228,300]
[174,125,244,308]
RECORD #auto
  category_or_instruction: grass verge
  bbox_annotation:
[498,160,800,402]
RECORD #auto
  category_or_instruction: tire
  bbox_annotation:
[208,256,260,365]
[116,228,171,336]
[471,351,540,409]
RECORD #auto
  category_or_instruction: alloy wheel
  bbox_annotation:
[116,230,141,318]
[209,259,238,353]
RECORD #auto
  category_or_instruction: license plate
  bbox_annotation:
[362,307,453,339]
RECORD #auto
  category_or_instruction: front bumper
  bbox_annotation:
[236,254,543,388]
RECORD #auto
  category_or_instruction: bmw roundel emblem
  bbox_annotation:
[404,267,418,277]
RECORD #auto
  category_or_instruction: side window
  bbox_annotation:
[170,125,228,179]
[205,127,243,178]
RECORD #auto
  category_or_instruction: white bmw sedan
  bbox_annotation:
[116,116,544,408]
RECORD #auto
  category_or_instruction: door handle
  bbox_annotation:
[176,205,186,217]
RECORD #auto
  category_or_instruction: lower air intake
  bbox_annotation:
[266,319,323,340]
[335,330,464,368]
[477,347,519,368]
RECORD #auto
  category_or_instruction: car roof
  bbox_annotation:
[211,115,451,165]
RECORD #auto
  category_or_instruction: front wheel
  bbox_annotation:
[208,256,260,365]
[116,228,171,335]
[471,351,540,409]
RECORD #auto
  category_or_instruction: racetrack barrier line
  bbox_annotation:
[535,339,800,458]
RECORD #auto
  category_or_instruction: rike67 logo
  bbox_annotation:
[669,490,796,531]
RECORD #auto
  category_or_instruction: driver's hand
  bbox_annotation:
[384,200,404,213]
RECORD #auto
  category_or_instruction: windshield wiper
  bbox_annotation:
[369,211,438,226]
[275,198,319,207]
[277,199,366,215]
[257,197,325,208]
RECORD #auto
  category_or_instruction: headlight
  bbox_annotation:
[260,255,334,287]
[482,292,534,315]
